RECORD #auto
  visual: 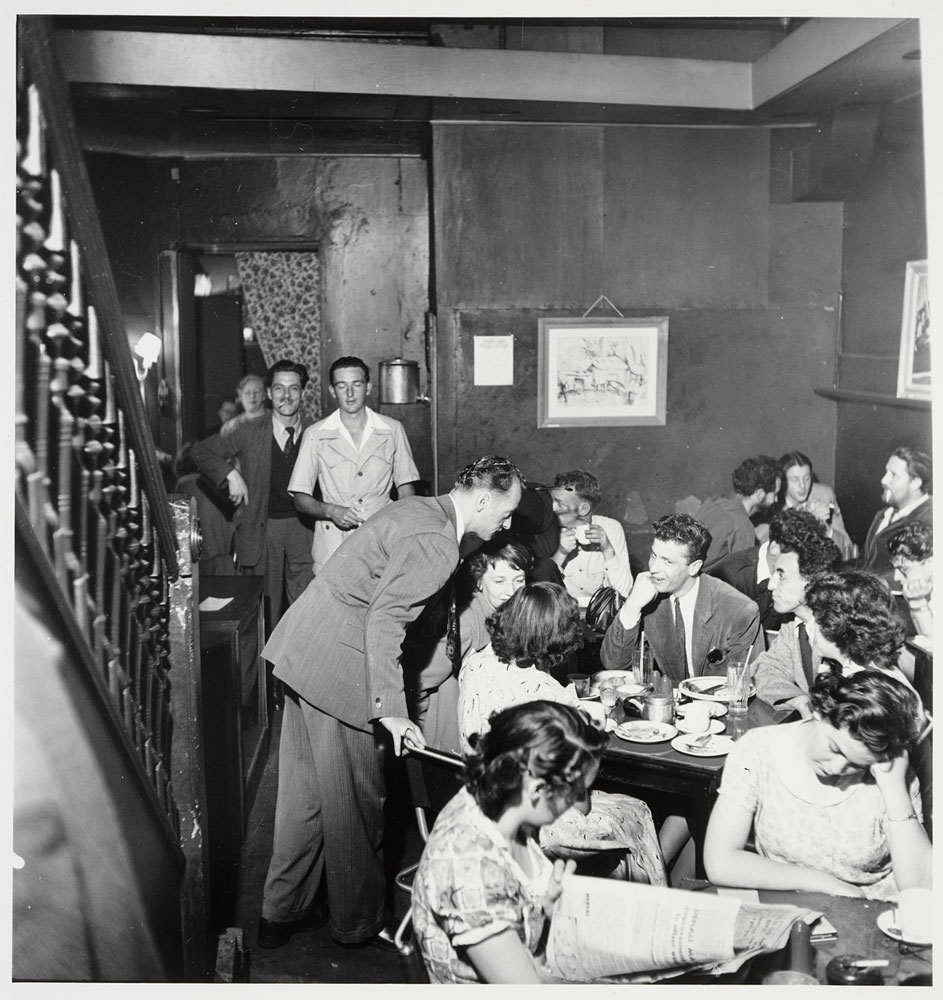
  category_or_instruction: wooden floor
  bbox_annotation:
[228,706,425,983]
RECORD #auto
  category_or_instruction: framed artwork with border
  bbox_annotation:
[896,259,930,400]
[537,316,668,428]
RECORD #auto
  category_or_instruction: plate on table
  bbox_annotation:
[671,733,735,757]
[676,718,726,736]
[679,676,756,704]
[877,909,932,946]
[676,700,727,719]
[614,721,677,743]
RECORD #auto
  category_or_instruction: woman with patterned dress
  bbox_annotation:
[704,670,931,900]
[458,582,666,885]
[411,700,603,983]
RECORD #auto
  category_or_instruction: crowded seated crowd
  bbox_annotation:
[187,374,932,984]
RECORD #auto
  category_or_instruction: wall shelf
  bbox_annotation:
[814,387,931,411]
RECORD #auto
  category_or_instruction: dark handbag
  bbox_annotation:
[585,585,625,632]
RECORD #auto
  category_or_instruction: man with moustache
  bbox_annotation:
[600,513,761,684]
[289,356,419,575]
[190,359,313,628]
[257,456,523,952]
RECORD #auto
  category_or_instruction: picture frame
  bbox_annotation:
[537,316,668,428]
[896,260,930,400]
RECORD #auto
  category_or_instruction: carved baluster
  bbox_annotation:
[21,84,44,177]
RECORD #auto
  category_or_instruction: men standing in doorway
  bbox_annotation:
[190,359,314,629]
[289,356,420,574]
[257,457,523,951]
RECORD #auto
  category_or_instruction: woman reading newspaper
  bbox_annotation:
[704,670,931,900]
[410,700,602,983]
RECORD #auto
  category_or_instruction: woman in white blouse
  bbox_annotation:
[458,582,666,884]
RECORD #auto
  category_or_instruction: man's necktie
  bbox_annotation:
[283,426,295,460]
[673,597,687,675]
[797,622,815,688]
[444,580,460,671]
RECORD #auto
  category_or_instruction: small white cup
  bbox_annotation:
[897,887,933,941]
[575,523,591,546]
[684,702,712,734]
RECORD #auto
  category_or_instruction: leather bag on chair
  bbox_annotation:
[585,585,625,632]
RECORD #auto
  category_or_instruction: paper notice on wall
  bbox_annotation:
[199,597,234,612]
[473,336,514,385]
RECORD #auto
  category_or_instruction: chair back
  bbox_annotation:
[403,745,464,841]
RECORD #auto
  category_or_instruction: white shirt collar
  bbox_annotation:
[453,499,465,543]
[890,493,930,524]
[323,405,380,452]
[756,540,771,585]
[272,414,301,448]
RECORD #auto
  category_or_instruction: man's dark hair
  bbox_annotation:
[266,359,310,389]
[891,445,932,495]
[769,508,842,580]
[552,470,601,508]
[732,456,779,497]
[887,522,933,562]
[652,513,711,564]
[778,450,814,477]
[329,356,370,384]
[454,456,524,494]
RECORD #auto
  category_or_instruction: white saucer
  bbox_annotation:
[670,734,734,757]
[877,908,932,946]
[677,701,727,719]
[577,692,600,701]
[679,676,756,704]
[676,718,725,736]
[614,721,677,743]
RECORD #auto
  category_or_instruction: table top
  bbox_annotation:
[758,889,932,986]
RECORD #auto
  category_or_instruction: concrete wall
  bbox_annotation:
[432,123,842,539]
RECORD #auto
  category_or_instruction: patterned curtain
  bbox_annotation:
[235,251,322,423]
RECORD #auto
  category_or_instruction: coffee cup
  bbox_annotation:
[575,523,591,546]
[897,887,932,941]
[684,702,712,734]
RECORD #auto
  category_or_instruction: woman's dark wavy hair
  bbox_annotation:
[486,582,583,671]
[464,700,607,821]
[809,669,922,760]
[804,570,905,670]
[457,535,533,604]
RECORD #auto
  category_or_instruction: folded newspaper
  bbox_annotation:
[545,876,818,983]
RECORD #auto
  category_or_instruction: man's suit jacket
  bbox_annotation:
[600,575,762,685]
[262,494,460,730]
[860,496,933,582]
[190,415,312,569]
[708,545,788,633]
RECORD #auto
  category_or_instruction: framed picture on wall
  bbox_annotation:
[537,316,668,428]
[896,259,930,400]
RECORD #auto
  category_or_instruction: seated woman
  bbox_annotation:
[888,523,933,640]
[411,700,600,984]
[704,670,931,900]
[762,450,855,560]
[405,536,532,752]
[459,582,666,885]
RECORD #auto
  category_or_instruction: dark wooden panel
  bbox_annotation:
[603,127,770,308]
[769,202,843,307]
[441,306,838,526]
[433,124,604,309]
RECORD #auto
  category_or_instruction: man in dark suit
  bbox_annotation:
[190,359,313,629]
[600,513,761,684]
[859,445,932,583]
[257,456,523,951]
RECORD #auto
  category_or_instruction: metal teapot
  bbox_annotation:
[641,692,675,725]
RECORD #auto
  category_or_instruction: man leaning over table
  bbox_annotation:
[288,356,420,574]
[600,513,761,684]
[751,511,842,718]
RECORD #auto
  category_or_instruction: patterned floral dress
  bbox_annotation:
[457,645,667,885]
[411,787,553,984]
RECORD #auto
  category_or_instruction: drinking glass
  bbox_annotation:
[726,658,750,717]
[631,648,653,690]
